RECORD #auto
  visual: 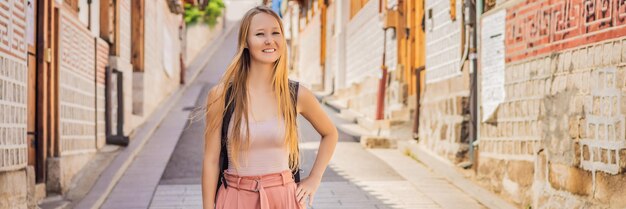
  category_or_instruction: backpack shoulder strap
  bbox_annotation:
[221,85,234,145]
[218,85,234,190]
[288,80,300,108]
[288,80,301,182]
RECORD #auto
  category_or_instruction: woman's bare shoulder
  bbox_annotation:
[206,83,227,112]
[295,84,316,112]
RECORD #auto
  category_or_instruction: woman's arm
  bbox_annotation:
[295,85,339,206]
[202,85,224,209]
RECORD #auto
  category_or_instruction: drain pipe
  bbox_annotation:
[466,0,479,167]
[105,66,130,146]
[473,0,483,170]
[376,28,390,120]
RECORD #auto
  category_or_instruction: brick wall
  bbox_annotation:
[57,9,97,155]
[419,0,469,162]
[478,0,626,207]
[0,0,28,172]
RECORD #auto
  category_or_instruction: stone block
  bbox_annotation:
[582,145,590,161]
[564,51,573,72]
[595,44,603,68]
[506,161,534,187]
[46,154,94,195]
[591,171,626,206]
[477,158,505,193]
[619,149,626,173]
[579,118,587,139]
[622,39,626,64]
[603,42,613,66]
[621,93,626,116]
[600,148,609,164]
[360,136,396,149]
[569,116,580,139]
[593,96,601,115]
[593,147,602,163]
[548,163,593,196]
[46,157,62,193]
[544,79,552,96]
[0,170,27,209]
[549,55,558,74]
[26,166,36,209]
[612,96,619,116]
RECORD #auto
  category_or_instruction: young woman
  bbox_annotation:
[201,6,338,209]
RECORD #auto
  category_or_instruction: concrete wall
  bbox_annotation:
[185,20,224,65]
[224,0,262,22]
[332,0,349,90]
[116,0,135,135]
[141,0,183,117]
[96,39,109,149]
[298,11,323,90]
[477,0,626,208]
[419,0,469,162]
[130,0,184,128]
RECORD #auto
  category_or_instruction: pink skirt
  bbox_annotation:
[215,169,306,209]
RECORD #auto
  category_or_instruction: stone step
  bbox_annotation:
[389,106,412,121]
[338,108,361,122]
[360,135,397,149]
[325,99,348,112]
[38,195,69,209]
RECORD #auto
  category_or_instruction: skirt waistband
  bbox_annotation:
[222,170,295,209]
[223,169,294,192]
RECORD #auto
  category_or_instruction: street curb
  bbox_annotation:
[75,24,237,209]
[398,140,518,209]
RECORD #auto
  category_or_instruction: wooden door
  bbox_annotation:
[405,0,425,96]
[26,0,37,172]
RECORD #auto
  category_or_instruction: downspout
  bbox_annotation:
[105,67,129,146]
[465,0,479,168]
[376,28,389,120]
[473,0,483,170]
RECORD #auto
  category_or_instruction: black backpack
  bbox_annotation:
[216,80,301,196]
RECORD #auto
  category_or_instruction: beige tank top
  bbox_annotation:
[226,116,290,176]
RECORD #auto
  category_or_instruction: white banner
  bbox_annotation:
[480,10,506,122]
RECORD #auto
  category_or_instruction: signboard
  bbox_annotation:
[480,9,506,122]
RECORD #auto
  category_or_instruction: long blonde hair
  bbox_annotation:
[204,6,299,172]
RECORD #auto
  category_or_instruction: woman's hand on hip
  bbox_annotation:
[295,175,321,207]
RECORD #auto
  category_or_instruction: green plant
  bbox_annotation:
[184,0,225,27]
